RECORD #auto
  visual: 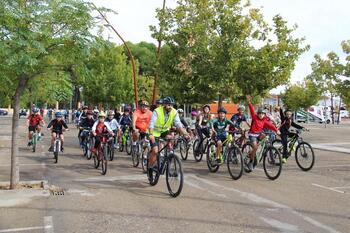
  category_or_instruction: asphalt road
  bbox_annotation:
[0,116,349,233]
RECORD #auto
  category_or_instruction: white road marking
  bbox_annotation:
[312,183,345,194]
[312,144,350,154]
[75,174,147,182]
[0,164,46,167]
[66,189,95,197]
[188,174,341,233]
[0,226,47,232]
[260,217,300,233]
[331,186,350,189]
[44,216,54,233]
[314,164,350,168]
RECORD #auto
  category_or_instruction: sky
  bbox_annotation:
[91,0,350,93]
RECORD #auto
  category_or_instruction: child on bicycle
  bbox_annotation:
[91,112,114,155]
[79,110,95,148]
[246,95,280,171]
[106,110,120,149]
[211,107,235,164]
[279,108,306,163]
[27,107,45,146]
[47,112,68,152]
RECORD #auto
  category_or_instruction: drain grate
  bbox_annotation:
[51,190,65,196]
[48,185,65,196]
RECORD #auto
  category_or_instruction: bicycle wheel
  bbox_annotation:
[179,139,189,160]
[126,136,132,155]
[263,146,282,180]
[132,143,140,167]
[101,145,108,175]
[109,143,115,161]
[166,154,184,197]
[93,152,100,169]
[119,142,124,152]
[54,140,59,164]
[86,140,92,160]
[206,142,219,173]
[32,133,37,153]
[193,139,203,162]
[295,142,315,171]
[148,166,160,186]
[141,147,149,173]
[227,146,243,180]
[241,143,253,173]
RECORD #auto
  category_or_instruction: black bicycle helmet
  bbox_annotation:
[163,96,175,105]
[217,107,227,114]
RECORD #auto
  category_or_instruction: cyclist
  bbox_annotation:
[132,100,152,147]
[91,112,114,155]
[177,108,188,129]
[64,108,69,123]
[189,110,198,137]
[211,107,235,164]
[47,112,68,152]
[246,95,280,170]
[106,110,120,149]
[279,108,305,163]
[27,108,45,146]
[79,110,95,148]
[93,108,99,120]
[118,105,132,143]
[230,105,250,146]
[78,106,88,144]
[148,97,189,169]
[197,104,212,142]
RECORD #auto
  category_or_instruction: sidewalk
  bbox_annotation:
[312,143,350,154]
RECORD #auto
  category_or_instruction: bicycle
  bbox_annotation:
[132,134,150,173]
[51,129,68,163]
[272,129,315,171]
[93,133,111,175]
[241,133,282,180]
[30,127,39,153]
[119,125,132,155]
[147,137,184,197]
[206,132,244,180]
[192,126,211,162]
[80,127,93,160]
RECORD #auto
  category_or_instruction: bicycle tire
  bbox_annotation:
[54,140,59,164]
[227,146,243,180]
[179,139,189,160]
[101,144,108,175]
[132,144,140,167]
[86,141,92,160]
[126,136,132,155]
[295,142,315,171]
[263,146,282,180]
[141,147,149,173]
[166,154,184,197]
[148,167,160,186]
[32,133,37,153]
[193,139,203,162]
[109,144,114,161]
[241,143,253,173]
[93,153,100,169]
[206,142,219,173]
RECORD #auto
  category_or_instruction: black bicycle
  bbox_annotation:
[81,127,93,160]
[132,134,150,173]
[272,129,315,171]
[192,126,211,162]
[147,137,184,197]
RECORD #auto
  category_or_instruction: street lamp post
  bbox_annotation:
[91,3,139,108]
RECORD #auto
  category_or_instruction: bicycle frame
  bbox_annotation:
[156,138,176,175]
[54,133,61,153]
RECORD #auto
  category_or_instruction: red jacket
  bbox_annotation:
[248,102,278,134]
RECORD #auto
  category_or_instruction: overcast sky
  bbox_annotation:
[91,0,350,93]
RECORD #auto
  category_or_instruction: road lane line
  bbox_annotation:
[75,174,147,182]
[188,174,340,233]
[0,226,46,232]
[312,183,345,194]
[0,164,46,167]
[260,217,300,233]
[44,216,54,233]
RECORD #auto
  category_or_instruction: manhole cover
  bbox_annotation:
[48,185,65,196]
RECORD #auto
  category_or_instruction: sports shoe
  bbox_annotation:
[282,157,287,164]
[48,146,53,152]
[61,146,64,152]
[247,161,254,171]
[27,141,32,147]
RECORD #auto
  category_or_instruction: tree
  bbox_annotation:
[307,52,344,123]
[282,81,321,110]
[151,0,308,105]
[0,0,99,188]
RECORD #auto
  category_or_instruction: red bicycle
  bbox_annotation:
[93,133,112,175]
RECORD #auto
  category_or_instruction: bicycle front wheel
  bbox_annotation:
[101,145,108,175]
[141,147,149,173]
[179,139,188,160]
[227,146,243,180]
[166,154,184,197]
[206,142,219,173]
[126,136,132,155]
[132,144,140,167]
[263,146,282,180]
[295,142,315,171]
[54,140,59,163]
[193,139,203,162]
[241,143,253,173]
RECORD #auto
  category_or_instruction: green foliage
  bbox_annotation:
[127,42,157,76]
[282,81,321,110]
[151,0,308,104]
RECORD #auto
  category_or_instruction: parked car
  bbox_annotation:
[296,115,306,123]
[19,109,27,118]
[0,109,8,116]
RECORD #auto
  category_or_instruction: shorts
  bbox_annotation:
[216,134,227,142]
[150,131,169,148]
[52,130,63,136]
[248,133,263,142]
[28,125,38,132]
[135,127,147,139]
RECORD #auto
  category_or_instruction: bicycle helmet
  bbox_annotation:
[87,110,93,115]
[93,109,99,114]
[238,105,245,111]
[55,112,62,117]
[140,100,149,107]
[156,98,163,105]
[108,110,115,116]
[217,107,227,114]
[32,108,39,113]
[163,96,175,105]
[191,111,198,117]
[98,112,106,118]
[202,104,210,110]
[82,106,88,110]
[177,108,184,113]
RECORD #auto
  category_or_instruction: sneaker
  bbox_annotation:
[114,144,118,149]
[61,146,64,152]
[216,158,222,165]
[282,157,287,164]
[48,146,53,152]
[27,141,32,147]
[247,161,254,171]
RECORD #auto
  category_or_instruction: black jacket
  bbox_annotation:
[279,109,303,133]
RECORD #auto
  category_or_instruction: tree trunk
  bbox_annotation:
[337,96,341,125]
[55,101,59,110]
[331,94,334,124]
[10,75,30,189]
[218,95,223,108]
